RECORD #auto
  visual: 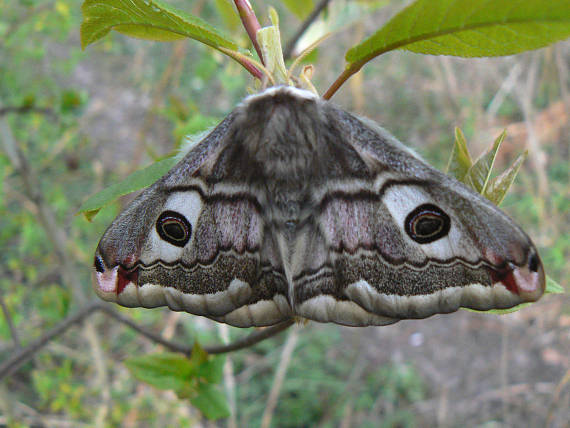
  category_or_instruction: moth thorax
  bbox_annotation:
[240,93,324,181]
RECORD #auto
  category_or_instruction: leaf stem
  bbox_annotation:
[323,66,359,100]
[325,15,570,100]
[234,0,264,64]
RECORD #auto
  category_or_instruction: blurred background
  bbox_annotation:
[0,0,568,426]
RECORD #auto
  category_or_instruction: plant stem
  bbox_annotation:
[234,0,264,63]
[323,66,359,100]
[0,302,104,381]
[0,298,295,381]
[283,0,332,60]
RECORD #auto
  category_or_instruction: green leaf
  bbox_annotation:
[257,9,289,85]
[346,0,570,67]
[545,276,565,294]
[124,352,195,391]
[188,341,209,367]
[78,156,178,221]
[465,131,505,194]
[81,0,238,52]
[214,0,241,31]
[469,302,532,315]
[446,127,473,181]
[196,355,225,384]
[281,0,315,20]
[190,383,231,420]
[484,150,527,205]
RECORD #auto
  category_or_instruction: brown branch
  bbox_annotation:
[0,115,110,420]
[0,106,57,119]
[0,299,295,380]
[0,301,104,381]
[98,307,295,356]
[283,0,332,61]
[98,305,193,354]
[0,295,21,350]
[206,319,295,355]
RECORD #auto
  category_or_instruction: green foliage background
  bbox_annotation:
[0,0,568,426]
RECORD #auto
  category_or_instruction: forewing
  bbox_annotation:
[93,114,291,327]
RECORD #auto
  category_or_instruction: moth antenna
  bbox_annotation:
[286,33,332,83]
[218,47,276,86]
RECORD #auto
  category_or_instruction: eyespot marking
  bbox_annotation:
[156,210,192,247]
[405,204,450,244]
[94,255,105,273]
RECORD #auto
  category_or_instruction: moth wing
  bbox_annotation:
[93,114,291,327]
[292,108,545,326]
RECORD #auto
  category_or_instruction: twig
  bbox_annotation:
[0,106,57,119]
[1,114,110,423]
[545,368,570,426]
[98,305,193,354]
[500,319,511,425]
[486,62,522,119]
[260,323,301,428]
[0,301,104,381]
[0,295,21,350]
[283,0,332,60]
[218,323,238,428]
[0,299,295,380]
[234,0,263,63]
[515,53,549,200]
[206,319,295,354]
[102,306,295,355]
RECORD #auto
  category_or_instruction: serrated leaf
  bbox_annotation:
[446,127,473,180]
[545,276,565,294]
[484,150,527,205]
[281,0,315,20]
[465,131,505,194]
[78,156,178,221]
[124,352,194,391]
[190,383,231,420]
[81,0,238,52]
[346,0,570,67]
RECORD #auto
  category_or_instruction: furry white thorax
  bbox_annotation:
[243,85,318,105]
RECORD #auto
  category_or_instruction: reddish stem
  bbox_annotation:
[234,0,264,64]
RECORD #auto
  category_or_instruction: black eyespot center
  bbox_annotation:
[405,203,450,244]
[156,211,191,247]
[415,216,443,237]
[163,221,186,240]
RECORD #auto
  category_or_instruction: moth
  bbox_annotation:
[93,86,545,327]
